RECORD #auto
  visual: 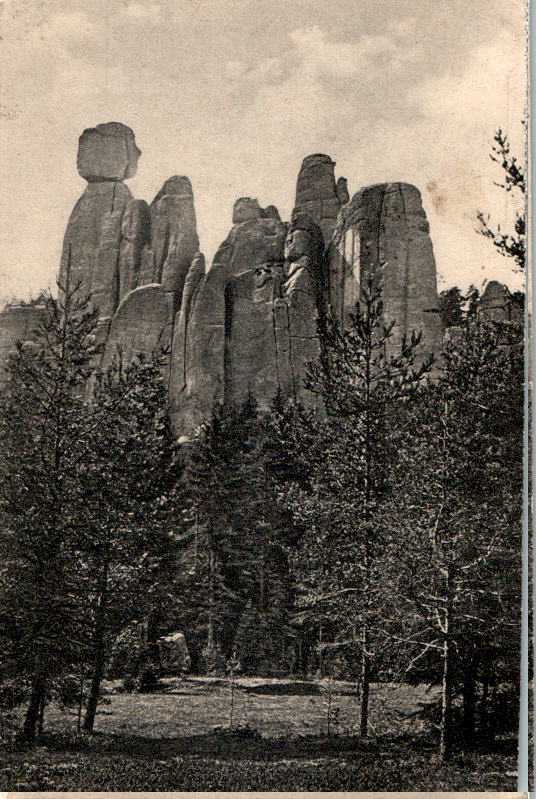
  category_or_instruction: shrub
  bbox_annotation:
[136,663,160,693]
[121,675,136,693]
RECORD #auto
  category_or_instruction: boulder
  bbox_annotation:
[77,122,141,182]
[157,632,191,675]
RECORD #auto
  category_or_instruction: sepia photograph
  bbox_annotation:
[0,0,528,791]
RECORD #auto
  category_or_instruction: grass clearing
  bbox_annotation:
[0,677,518,791]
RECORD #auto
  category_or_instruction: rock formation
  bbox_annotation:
[0,303,47,383]
[294,154,348,246]
[1,123,451,425]
[168,201,328,435]
[480,280,518,323]
[329,182,444,364]
[56,123,202,385]
[169,199,288,433]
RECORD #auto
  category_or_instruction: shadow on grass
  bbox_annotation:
[33,729,440,762]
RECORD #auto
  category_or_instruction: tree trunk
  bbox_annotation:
[360,629,370,737]
[439,577,454,762]
[37,693,46,735]
[21,676,46,743]
[83,568,108,733]
[207,546,215,650]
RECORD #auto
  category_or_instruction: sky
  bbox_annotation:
[0,0,527,308]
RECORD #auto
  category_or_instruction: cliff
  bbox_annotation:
[1,123,453,433]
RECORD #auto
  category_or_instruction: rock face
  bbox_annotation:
[1,127,449,430]
[0,304,47,383]
[169,202,326,435]
[480,281,513,322]
[294,154,346,246]
[57,124,201,389]
[169,205,288,433]
[100,285,173,373]
[329,182,443,363]
[147,176,199,312]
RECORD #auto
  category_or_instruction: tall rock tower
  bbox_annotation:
[58,123,200,375]
[329,182,443,363]
[0,127,445,421]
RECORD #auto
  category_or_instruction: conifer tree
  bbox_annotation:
[0,279,101,742]
[76,353,177,732]
[282,277,432,735]
[388,311,523,760]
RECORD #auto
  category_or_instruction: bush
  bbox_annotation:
[122,675,136,693]
[55,676,84,709]
[0,680,27,710]
[200,643,226,676]
[136,664,160,693]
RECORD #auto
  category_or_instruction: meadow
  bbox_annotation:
[0,677,518,791]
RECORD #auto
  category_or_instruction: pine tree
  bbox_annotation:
[477,128,526,273]
[176,396,298,673]
[0,281,101,742]
[282,277,432,735]
[75,353,177,732]
[388,311,523,760]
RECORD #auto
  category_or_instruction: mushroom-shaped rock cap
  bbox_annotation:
[77,122,141,182]
[264,204,281,221]
[232,197,263,224]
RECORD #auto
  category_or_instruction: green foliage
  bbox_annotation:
[439,286,464,328]
[0,284,102,739]
[136,663,160,693]
[386,311,523,757]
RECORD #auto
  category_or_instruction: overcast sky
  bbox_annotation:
[0,0,527,307]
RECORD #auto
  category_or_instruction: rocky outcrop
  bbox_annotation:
[480,281,514,323]
[169,204,288,433]
[100,285,173,373]
[294,154,346,246]
[0,304,47,383]
[58,124,201,394]
[2,126,452,432]
[147,176,199,312]
[329,182,443,364]
[169,201,326,435]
